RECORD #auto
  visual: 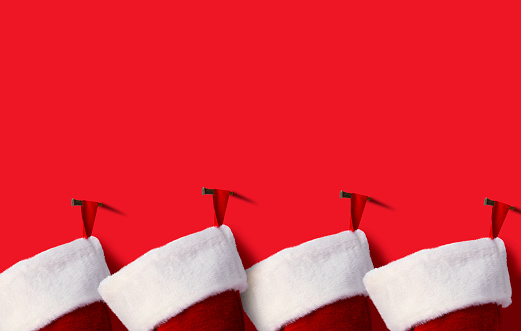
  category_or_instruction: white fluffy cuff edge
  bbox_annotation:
[241,229,374,331]
[0,237,110,331]
[363,237,512,331]
[98,225,247,331]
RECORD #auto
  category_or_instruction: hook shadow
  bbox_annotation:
[232,192,257,205]
[369,197,394,211]
[510,205,521,214]
[100,203,126,216]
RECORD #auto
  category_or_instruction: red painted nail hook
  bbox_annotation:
[72,198,102,238]
[484,197,513,239]
[202,187,233,227]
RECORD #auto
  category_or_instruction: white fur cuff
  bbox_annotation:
[98,225,247,331]
[0,237,111,331]
[241,230,374,331]
[363,238,512,331]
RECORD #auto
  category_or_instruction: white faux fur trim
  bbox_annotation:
[0,237,110,331]
[240,230,374,331]
[363,237,512,331]
[98,225,247,331]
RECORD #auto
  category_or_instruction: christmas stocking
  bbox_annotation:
[0,237,112,331]
[364,199,512,331]
[0,200,112,331]
[241,229,374,331]
[363,237,511,331]
[241,194,374,331]
[98,224,248,331]
[363,199,513,331]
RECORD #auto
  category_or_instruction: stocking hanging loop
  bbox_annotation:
[340,191,370,231]
[202,187,234,227]
[484,197,514,238]
[72,198,102,238]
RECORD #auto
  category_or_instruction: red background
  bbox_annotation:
[1,2,520,330]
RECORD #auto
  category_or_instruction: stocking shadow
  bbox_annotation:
[102,244,127,275]
[366,238,391,330]
[234,235,257,270]
[501,244,521,330]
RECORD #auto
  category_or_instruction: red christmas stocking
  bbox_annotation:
[363,237,512,331]
[98,225,248,331]
[0,237,112,331]
[241,230,374,331]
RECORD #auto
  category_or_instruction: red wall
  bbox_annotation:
[1,2,520,330]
